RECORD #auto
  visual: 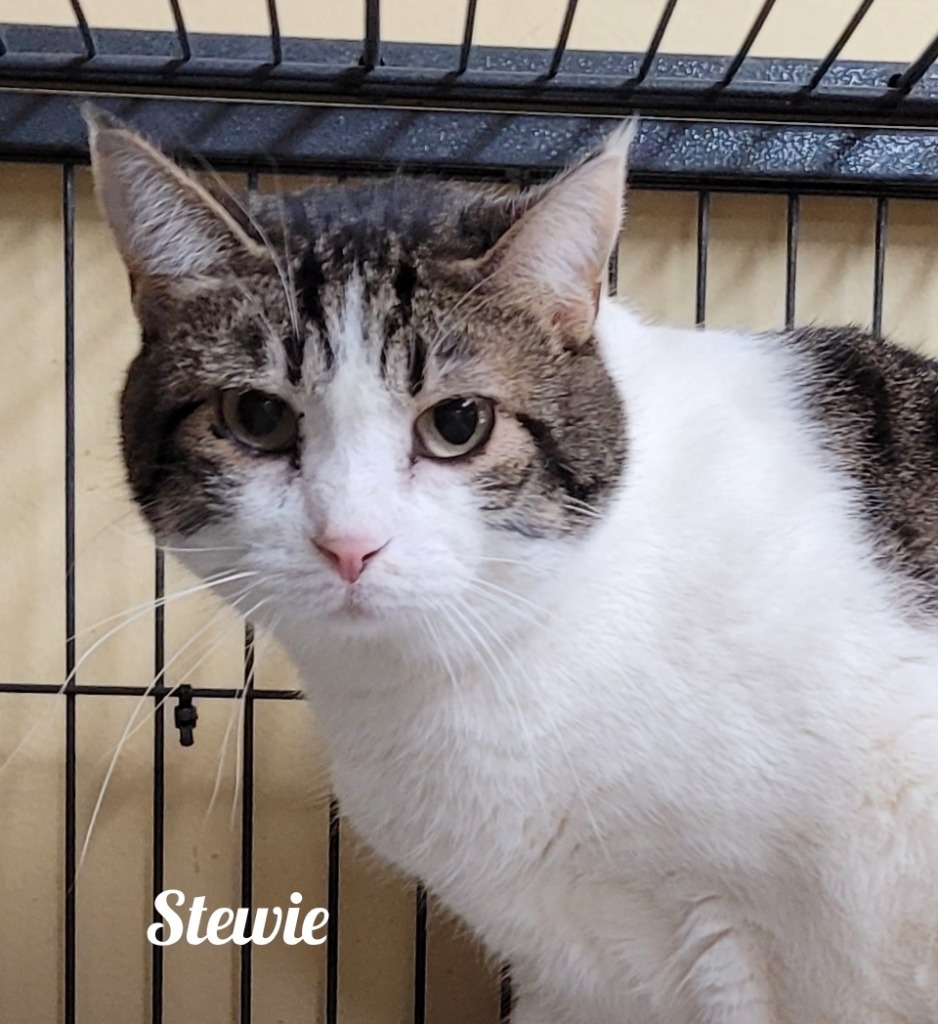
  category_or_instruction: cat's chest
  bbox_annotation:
[303,632,822,892]
[321,687,573,881]
[307,657,612,906]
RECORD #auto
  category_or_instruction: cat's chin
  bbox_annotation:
[307,587,410,635]
[330,600,381,625]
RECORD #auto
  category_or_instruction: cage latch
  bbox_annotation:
[173,685,198,747]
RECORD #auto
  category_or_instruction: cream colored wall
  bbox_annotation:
[3,2,938,1023]
[3,0,938,59]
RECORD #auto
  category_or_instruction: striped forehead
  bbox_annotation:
[289,250,428,399]
[327,271,369,367]
[302,272,409,430]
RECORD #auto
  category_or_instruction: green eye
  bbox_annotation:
[415,396,495,459]
[219,390,298,453]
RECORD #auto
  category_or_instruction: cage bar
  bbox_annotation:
[5,34,938,125]
[888,33,938,98]
[63,162,78,1024]
[240,624,256,1024]
[630,0,680,86]
[325,797,341,1024]
[499,965,513,1022]
[802,0,876,94]
[785,193,799,330]
[695,191,710,325]
[166,0,192,62]
[547,0,579,79]
[457,0,478,74]
[413,886,427,1024]
[362,0,381,70]
[152,552,166,1024]
[715,0,779,89]
[68,0,96,59]
[237,168,260,1024]
[872,196,888,337]
[0,680,302,699]
[266,0,283,66]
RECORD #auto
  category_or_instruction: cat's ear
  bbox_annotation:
[84,106,265,280]
[481,121,635,340]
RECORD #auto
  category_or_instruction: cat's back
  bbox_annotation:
[598,304,938,617]
[781,324,938,604]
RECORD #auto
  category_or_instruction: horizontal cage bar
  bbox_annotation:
[4,93,938,196]
[2,27,938,124]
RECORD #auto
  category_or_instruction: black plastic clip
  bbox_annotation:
[173,685,198,747]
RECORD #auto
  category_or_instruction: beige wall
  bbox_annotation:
[3,3,938,1023]
[3,0,938,59]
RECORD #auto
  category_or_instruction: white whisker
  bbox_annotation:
[271,176,303,345]
[92,584,262,764]
[418,613,460,693]
[0,571,258,779]
[204,606,273,829]
[469,577,549,619]
[77,590,267,871]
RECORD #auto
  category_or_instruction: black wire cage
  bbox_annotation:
[2,2,938,1023]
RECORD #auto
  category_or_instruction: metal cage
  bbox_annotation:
[0,2,936,1023]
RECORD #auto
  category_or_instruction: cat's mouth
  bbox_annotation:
[334,584,378,621]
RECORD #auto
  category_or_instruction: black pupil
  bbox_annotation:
[238,392,284,438]
[433,398,479,447]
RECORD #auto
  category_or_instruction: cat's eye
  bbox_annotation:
[219,390,298,453]
[415,396,495,460]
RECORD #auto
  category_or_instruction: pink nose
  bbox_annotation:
[313,536,387,583]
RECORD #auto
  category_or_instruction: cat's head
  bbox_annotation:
[87,108,631,659]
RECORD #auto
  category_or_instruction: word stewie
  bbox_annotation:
[148,890,329,946]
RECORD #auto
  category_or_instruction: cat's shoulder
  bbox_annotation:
[777,324,938,606]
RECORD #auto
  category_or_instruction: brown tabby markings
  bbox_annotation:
[782,325,938,606]
[121,177,627,540]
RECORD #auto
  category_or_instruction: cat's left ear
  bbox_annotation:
[480,120,635,341]
[84,106,266,281]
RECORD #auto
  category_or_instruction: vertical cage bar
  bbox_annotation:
[547,0,580,78]
[63,163,77,1024]
[785,193,799,330]
[457,0,478,74]
[715,0,779,89]
[239,168,259,1024]
[607,244,619,297]
[166,0,192,62]
[151,551,166,1024]
[695,191,710,326]
[267,0,283,65]
[413,886,427,1024]
[68,0,96,58]
[888,33,938,98]
[361,0,381,70]
[239,624,256,1024]
[631,0,679,85]
[499,965,513,1022]
[325,797,341,1024]
[873,196,888,338]
[802,0,876,93]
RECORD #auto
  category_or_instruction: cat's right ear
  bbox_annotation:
[84,106,265,280]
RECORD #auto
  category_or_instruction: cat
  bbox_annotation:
[86,106,938,1024]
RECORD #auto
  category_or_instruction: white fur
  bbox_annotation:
[181,299,938,1024]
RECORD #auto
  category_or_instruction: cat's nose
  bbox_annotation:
[313,535,388,584]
